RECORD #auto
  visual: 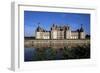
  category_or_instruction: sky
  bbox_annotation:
[24,11,90,37]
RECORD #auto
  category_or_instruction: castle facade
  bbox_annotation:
[35,24,85,39]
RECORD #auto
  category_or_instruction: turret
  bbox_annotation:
[79,24,85,39]
[35,23,44,39]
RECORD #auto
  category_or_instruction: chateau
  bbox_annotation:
[35,24,85,39]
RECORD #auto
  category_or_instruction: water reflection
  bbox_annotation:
[24,44,90,62]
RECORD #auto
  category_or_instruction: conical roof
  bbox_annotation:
[36,26,44,32]
[80,24,84,32]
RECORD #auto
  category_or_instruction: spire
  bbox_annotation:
[81,24,83,28]
[80,24,84,32]
[37,22,40,27]
[53,24,55,27]
[36,22,42,32]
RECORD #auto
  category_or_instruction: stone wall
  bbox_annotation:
[24,39,90,48]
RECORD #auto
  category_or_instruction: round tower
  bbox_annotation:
[79,24,85,39]
[66,25,71,39]
[51,24,58,39]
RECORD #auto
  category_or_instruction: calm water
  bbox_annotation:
[24,48,36,61]
[24,46,90,62]
[24,48,64,61]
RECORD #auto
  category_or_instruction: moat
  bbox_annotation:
[24,39,90,62]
